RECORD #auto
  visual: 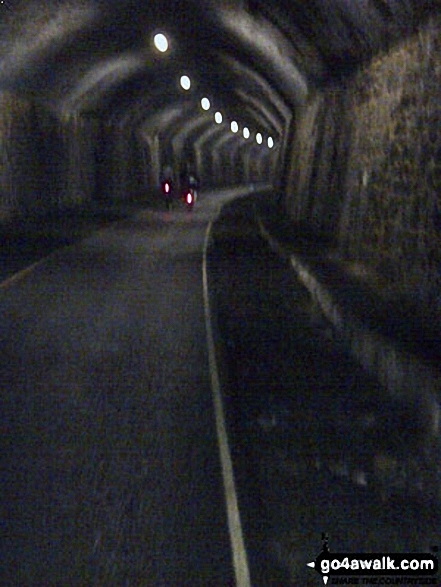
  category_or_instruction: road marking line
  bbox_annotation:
[202,220,252,587]
[0,257,49,289]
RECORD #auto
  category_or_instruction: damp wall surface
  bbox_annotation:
[284,15,441,315]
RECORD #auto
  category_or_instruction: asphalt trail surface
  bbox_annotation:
[2,191,439,587]
[1,192,242,587]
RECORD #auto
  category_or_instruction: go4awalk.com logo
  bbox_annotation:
[307,534,439,585]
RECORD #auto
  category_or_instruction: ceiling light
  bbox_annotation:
[215,111,223,124]
[243,127,250,139]
[154,33,169,53]
[201,97,211,111]
[256,132,263,145]
[231,121,238,133]
[268,137,274,149]
[180,75,191,90]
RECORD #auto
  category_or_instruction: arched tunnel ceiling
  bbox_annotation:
[0,0,439,158]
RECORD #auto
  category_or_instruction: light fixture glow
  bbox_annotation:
[231,121,239,133]
[243,127,250,139]
[268,137,274,149]
[154,33,169,53]
[180,75,191,90]
[201,97,211,111]
[215,111,223,124]
[256,132,263,145]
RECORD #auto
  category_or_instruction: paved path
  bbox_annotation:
[2,190,439,587]
[1,192,246,587]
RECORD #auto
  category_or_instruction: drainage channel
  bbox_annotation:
[205,196,440,586]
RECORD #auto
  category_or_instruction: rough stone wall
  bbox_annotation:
[340,16,440,307]
[285,15,441,311]
[60,116,98,209]
[285,95,323,223]
[102,124,150,203]
[0,93,47,222]
[0,94,99,224]
[0,94,154,226]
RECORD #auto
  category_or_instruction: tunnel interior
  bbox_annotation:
[1,0,441,582]
[0,0,439,315]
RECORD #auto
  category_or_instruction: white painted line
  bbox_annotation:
[202,220,252,587]
[0,257,48,289]
[0,219,120,291]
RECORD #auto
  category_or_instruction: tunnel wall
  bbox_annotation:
[0,95,156,226]
[0,95,100,223]
[285,15,440,312]
[62,116,98,209]
[0,93,56,222]
[0,87,274,225]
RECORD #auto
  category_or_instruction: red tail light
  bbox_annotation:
[186,192,193,204]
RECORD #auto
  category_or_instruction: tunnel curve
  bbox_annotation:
[0,0,439,385]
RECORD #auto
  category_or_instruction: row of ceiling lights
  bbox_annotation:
[200,96,274,148]
[154,33,275,150]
